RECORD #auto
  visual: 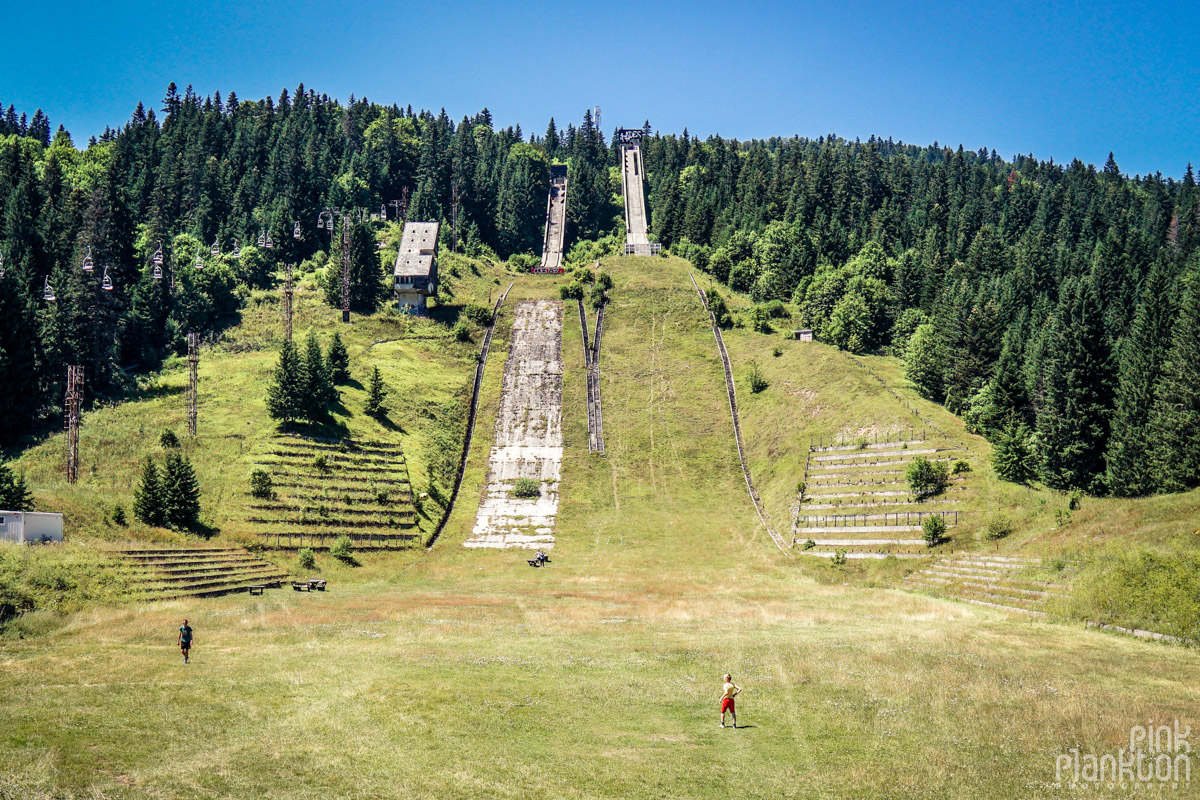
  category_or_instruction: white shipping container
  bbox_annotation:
[0,511,64,544]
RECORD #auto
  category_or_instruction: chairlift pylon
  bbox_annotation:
[43,276,56,302]
[82,247,94,273]
[101,265,113,291]
[153,244,164,266]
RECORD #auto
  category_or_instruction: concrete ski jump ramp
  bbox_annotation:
[465,300,564,549]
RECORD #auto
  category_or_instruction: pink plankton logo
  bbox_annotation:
[1056,721,1191,789]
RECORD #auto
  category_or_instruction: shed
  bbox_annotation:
[793,329,813,342]
[0,511,64,544]
[393,222,440,313]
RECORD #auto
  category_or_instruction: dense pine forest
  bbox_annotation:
[0,84,1197,497]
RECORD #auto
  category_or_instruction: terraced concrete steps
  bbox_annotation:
[901,554,1068,614]
[106,547,289,600]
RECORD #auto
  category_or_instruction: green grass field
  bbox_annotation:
[2,255,1199,799]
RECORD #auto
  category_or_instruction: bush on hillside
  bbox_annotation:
[984,516,1013,540]
[952,460,971,475]
[453,322,472,342]
[249,469,275,500]
[160,429,180,449]
[923,515,947,546]
[110,504,127,526]
[329,535,353,562]
[559,282,585,301]
[747,361,769,393]
[297,548,316,570]
[992,422,1037,484]
[511,478,541,499]
[907,456,949,501]
[463,303,493,326]
[707,291,732,328]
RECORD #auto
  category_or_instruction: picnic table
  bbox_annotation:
[292,579,327,592]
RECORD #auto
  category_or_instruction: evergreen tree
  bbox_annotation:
[266,339,305,425]
[0,461,32,510]
[301,332,337,422]
[1106,260,1178,495]
[326,332,350,383]
[1036,279,1114,491]
[162,452,201,529]
[133,456,165,526]
[364,365,388,417]
[1147,261,1200,492]
[992,421,1037,484]
[905,324,943,400]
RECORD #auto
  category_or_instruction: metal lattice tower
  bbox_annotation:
[451,184,460,253]
[400,186,410,221]
[64,365,84,483]
[187,333,199,437]
[341,214,352,323]
[282,262,294,340]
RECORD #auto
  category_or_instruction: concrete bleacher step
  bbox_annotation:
[901,554,1067,614]
[107,547,289,600]
[812,447,941,462]
[810,439,927,453]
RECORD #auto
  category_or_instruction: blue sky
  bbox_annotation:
[3,0,1197,177]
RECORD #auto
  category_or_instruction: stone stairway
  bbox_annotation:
[106,547,289,601]
[794,432,969,558]
[900,554,1070,613]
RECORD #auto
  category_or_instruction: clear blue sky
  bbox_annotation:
[3,0,1197,177]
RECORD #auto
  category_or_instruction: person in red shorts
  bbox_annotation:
[719,673,741,728]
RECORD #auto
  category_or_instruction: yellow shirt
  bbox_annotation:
[722,682,738,700]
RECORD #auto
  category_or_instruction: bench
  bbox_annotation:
[247,585,266,596]
[291,582,311,591]
[527,556,551,568]
[307,579,327,591]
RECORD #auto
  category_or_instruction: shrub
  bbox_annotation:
[707,291,732,328]
[297,548,316,570]
[375,489,391,505]
[249,469,274,499]
[923,515,947,546]
[907,456,949,500]
[747,360,769,393]
[558,282,585,301]
[952,460,971,475]
[313,454,331,474]
[453,322,472,342]
[984,516,1013,540]
[595,272,613,291]
[772,345,783,357]
[763,299,789,318]
[746,305,773,333]
[110,504,127,526]
[511,477,541,499]
[159,429,180,449]
[329,535,353,561]
[1068,489,1083,511]
[831,549,848,566]
[463,303,493,326]
[802,539,816,551]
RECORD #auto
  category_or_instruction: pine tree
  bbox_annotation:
[1147,261,1200,492]
[1106,260,1177,495]
[301,332,337,421]
[0,461,32,510]
[1036,278,1114,491]
[992,421,1037,484]
[266,339,305,425]
[327,332,350,383]
[133,457,165,526]
[365,365,388,417]
[162,452,201,530]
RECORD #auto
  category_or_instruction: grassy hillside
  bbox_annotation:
[2,254,1198,799]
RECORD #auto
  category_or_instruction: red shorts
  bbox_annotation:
[721,698,735,713]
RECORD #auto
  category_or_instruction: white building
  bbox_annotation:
[393,221,440,313]
[0,511,64,544]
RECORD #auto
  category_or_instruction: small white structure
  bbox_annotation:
[0,511,64,544]
[393,221,440,313]
[794,329,814,342]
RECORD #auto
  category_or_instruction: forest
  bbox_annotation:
[0,84,1197,497]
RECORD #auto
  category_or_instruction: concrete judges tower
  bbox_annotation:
[393,221,440,312]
